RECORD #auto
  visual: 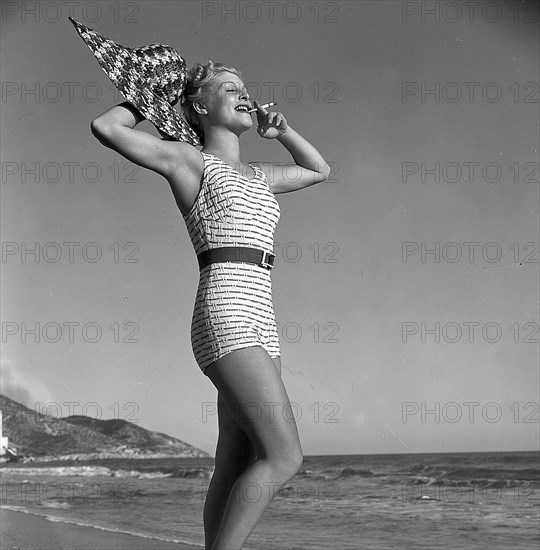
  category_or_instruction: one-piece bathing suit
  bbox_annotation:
[182,152,281,374]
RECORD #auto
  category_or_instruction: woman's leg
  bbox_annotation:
[204,347,302,550]
[203,357,282,549]
[203,393,257,549]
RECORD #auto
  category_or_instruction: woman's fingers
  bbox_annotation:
[253,100,287,137]
[254,99,269,116]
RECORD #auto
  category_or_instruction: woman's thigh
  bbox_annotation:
[213,355,282,467]
[206,346,301,462]
[214,393,256,467]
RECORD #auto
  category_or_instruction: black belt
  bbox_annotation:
[197,247,276,271]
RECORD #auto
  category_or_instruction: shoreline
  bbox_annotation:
[1,507,201,549]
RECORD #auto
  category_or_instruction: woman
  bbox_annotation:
[91,61,330,550]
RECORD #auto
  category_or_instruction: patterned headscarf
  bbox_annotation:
[69,17,200,146]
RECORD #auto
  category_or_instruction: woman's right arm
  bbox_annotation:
[90,102,202,213]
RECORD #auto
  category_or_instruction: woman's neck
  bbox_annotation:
[201,128,242,165]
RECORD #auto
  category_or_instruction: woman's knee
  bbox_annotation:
[265,441,303,478]
[284,450,304,477]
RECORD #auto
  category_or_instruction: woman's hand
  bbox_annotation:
[254,100,288,139]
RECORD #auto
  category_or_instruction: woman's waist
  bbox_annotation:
[199,261,274,277]
[197,263,273,293]
[194,240,276,254]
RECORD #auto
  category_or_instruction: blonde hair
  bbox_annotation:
[181,60,241,146]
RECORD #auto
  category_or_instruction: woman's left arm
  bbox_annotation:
[251,100,331,194]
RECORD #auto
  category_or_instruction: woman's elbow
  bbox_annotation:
[90,117,107,136]
[90,118,113,145]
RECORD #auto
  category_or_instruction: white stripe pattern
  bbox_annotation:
[183,152,281,373]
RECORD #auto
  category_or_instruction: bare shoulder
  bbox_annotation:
[249,162,273,180]
[161,141,203,176]
[250,162,280,191]
[165,141,204,216]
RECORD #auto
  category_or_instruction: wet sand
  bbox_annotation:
[0,507,201,549]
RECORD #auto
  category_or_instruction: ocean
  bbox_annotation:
[1,451,538,550]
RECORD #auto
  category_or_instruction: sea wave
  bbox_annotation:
[297,466,376,480]
[2,464,214,479]
[405,463,540,484]
[2,465,114,477]
[336,467,375,479]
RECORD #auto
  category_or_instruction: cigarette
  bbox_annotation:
[248,102,277,113]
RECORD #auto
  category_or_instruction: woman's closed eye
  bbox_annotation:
[227,85,247,94]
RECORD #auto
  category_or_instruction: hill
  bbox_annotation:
[0,394,209,462]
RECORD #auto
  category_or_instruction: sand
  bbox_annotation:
[0,507,201,549]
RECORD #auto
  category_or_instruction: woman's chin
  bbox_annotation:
[220,118,253,137]
[238,120,254,133]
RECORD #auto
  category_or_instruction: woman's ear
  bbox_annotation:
[193,102,207,115]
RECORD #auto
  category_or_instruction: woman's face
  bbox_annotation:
[202,72,253,134]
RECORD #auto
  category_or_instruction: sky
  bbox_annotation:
[1,0,538,456]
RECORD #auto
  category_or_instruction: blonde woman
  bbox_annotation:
[72,18,330,547]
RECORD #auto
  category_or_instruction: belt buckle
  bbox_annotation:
[259,250,275,270]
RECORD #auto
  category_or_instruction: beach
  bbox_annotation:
[1,508,200,550]
[1,452,538,550]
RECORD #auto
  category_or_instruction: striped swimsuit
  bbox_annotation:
[182,152,281,374]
